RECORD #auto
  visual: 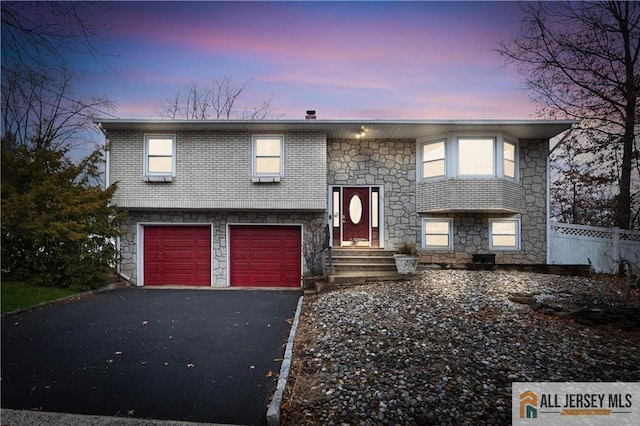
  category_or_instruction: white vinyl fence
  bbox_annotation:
[549,223,640,273]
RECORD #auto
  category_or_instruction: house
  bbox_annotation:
[96,117,575,288]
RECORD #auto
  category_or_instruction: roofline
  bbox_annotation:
[94,118,579,126]
[94,118,579,140]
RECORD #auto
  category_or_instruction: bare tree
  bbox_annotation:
[498,1,640,230]
[161,75,281,120]
[1,1,115,151]
[1,2,108,79]
[2,63,113,151]
[550,132,618,226]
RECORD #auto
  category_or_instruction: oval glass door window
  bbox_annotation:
[349,195,363,224]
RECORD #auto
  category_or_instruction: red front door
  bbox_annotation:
[342,187,370,243]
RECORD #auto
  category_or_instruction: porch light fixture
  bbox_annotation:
[356,126,368,138]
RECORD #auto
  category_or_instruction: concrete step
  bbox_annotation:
[326,248,401,285]
[327,271,404,285]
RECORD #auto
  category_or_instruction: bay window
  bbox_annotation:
[458,138,495,176]
[422,140,446,179]
[503,140,516,179]
[419,134,518,181]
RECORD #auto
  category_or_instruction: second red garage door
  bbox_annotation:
[144,226,211,286]
[229,225,301,287]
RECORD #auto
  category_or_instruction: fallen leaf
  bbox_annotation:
[249,365,256,369]
[142,321,148,325]
[115,351,122,355]
[266,371,274,378]
[187,363,195,368]
[127,409,135,416]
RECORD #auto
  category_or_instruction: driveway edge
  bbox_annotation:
[266,295,304,426]
[1,283,118,318]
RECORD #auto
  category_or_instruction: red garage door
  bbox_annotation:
[144,226,211,286]
[230,225,301,287]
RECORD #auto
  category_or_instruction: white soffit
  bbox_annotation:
[96,119,577,140]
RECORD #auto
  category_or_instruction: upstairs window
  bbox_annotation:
[503,140,517,179]
[253,135,283,179]
[422,218,453,249]
[145,135,175,179]
[458,138,494,176]
[489,219,520,250]
[422,140,446,179]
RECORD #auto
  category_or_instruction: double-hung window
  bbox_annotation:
[422,140,446,179]
[503,140,517,179]
[422,218,453,249]
[145,135,175,181]
[489,219,520,250]
[253,135,283,181]
[458,138,495,176]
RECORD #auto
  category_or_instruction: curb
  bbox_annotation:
[0,408,234,425]
[266,295,304,426]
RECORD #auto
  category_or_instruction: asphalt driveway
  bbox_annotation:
[1,288,301,425]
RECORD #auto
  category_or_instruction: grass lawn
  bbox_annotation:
[1,281,82,314]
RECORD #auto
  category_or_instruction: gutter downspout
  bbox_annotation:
[97,122,127,281]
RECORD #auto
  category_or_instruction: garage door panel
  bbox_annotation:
[230,225,301,287]
[143,226,211,286]
[162,241,197,249]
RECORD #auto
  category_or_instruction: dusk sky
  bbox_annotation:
[74,1,534,120]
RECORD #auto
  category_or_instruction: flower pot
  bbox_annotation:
[394,254,418,275]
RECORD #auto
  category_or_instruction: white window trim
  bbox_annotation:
[417,133,519,181]
[422,218,454,250]
[489,218,521,251]
[456,136,496,177]
[252,135,284,182]
[502,138,518,181]
[144,134,176,181]
[420,139,446,180]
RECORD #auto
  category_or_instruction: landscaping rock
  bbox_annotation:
[282,270,640,425]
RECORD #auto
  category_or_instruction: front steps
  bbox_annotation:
[326,247,402,285]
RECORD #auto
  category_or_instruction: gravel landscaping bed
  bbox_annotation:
[281,270,640,425]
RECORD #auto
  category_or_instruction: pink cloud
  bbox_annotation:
[93,1,533,121]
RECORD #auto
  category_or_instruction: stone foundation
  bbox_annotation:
[118,210,324,286]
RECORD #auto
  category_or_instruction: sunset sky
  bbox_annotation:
[74,1,534,120]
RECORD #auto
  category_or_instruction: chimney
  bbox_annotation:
[305,110,316,120]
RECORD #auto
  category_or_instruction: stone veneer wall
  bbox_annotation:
[326,138,548,262]
[327,139,419,249]
[519,138,548,263]
[419,139,549,264]
[118,210,325,286]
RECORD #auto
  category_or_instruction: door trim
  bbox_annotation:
[226,223,303,288]
[137,223,214,287]
[328,186,384,248]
